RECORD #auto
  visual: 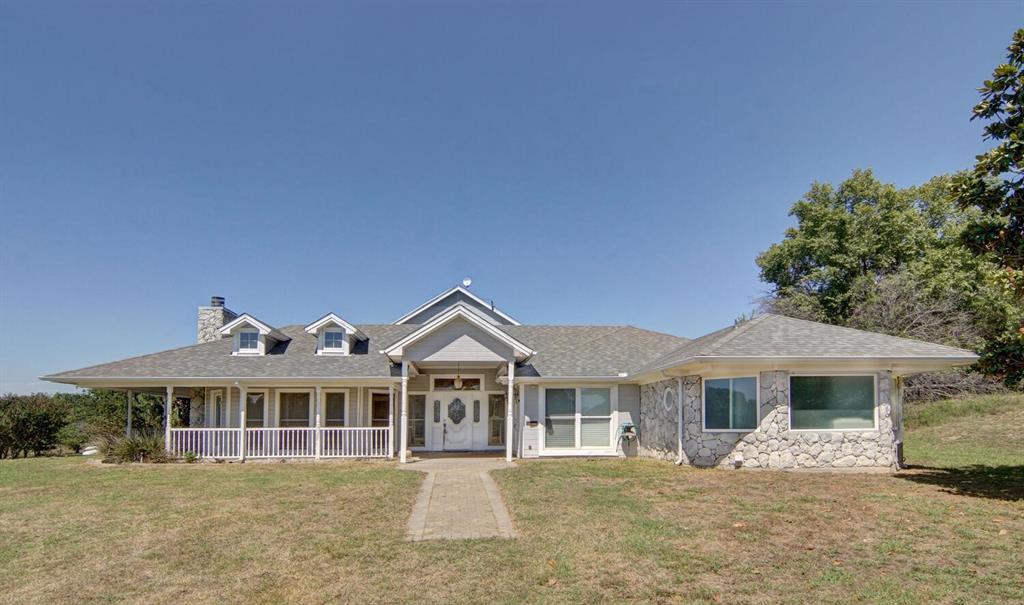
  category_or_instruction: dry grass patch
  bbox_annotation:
[0,394,1021,604]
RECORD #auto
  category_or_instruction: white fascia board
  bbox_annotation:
[392,285,522,326]
[304,312,366,339]
[218,313,275,336]
[383,304,534,360]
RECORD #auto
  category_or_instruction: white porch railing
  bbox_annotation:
[168,427,391,460]
[169,428,240,459]
[321,427,390,457]
[246,428,316,458]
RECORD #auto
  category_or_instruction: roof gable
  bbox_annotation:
[392,286,521,326]
[218,313,290,341]
[304,313,366,340]
[384,303,533,361]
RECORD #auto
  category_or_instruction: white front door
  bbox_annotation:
[441,394,474,450]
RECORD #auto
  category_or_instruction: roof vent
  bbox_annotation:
[210,296,225,307]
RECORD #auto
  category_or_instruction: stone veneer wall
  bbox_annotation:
[638,379,680,461]
[639,371,898,469]
[197,306,237,344]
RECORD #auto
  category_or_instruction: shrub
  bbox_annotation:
[100,434,171,463]
[0,393,68,458]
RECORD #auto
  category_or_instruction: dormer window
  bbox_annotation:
[218,313,288,356]
[323,329,346,352]
[239,329,259,352]
[304,312,366,356]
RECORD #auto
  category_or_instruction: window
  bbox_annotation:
[279,392,311,427]
[246,392,265,427]
[323,329,345,351]
[790,376,875,430]
[703,377,758,431]
[544,388,576,448]
[580,388,612,447]
[371,392,390,427]
[543,387,614,449]
[432,377,481,391]
[238,329,259,351]
[409,395,426,447]
[488,394,506,446]
[324,392,346,427]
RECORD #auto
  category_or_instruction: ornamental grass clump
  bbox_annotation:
[100,433,171,463]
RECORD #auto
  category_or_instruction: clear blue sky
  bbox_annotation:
[0,1,1018,393]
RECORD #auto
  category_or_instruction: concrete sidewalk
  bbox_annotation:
[400,456,517,541]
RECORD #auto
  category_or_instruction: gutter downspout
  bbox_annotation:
[674,377,686,465]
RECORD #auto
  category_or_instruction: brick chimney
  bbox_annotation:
[197,296,237,343]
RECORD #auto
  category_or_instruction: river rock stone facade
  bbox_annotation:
[197,305,237,344]
[638,379,680,461]
[639,370,898,469]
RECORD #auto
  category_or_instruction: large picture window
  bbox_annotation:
[790,375,875,430]
[703,377,758,431]
[544,387,613,449]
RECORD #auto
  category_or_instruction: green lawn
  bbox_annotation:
[0,395,1021,604]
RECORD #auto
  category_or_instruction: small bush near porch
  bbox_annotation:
[0,395,1021,604]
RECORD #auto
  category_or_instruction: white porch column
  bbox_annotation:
[126,390,133,438]
[387,384,395,459]
[506,362,514,462]
[238,384,247,461]
[314,385,322,460]
[164,386,173,454]
[400,361,409,463]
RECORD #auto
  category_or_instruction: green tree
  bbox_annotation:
[756,169,934,324]
[953,28,1024,271]
[757,170,1021,392]
[0,393,68,458]
[951,28,1024,386]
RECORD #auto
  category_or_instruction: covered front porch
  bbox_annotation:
[119,382,399,460]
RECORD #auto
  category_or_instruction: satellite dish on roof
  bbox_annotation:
[462,277,472,288]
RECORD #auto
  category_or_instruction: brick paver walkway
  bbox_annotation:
[401,456,517,541]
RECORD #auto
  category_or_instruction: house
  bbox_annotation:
[42,285,978,469]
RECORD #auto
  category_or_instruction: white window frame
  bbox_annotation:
[317,327,350,356]
[539,385,618,452]
[702,375,760,433]
[320,388,349,427]
[245,389,269,428]
[430,373,485,391]
[788,373,878,432]
[275,389,315,428]
[234,328,264,356]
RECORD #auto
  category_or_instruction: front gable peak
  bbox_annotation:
[392,285,521,326]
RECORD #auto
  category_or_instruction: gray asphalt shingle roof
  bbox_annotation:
[43,323,690,380]
[43,313,978,383]
[636,313,979,374]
